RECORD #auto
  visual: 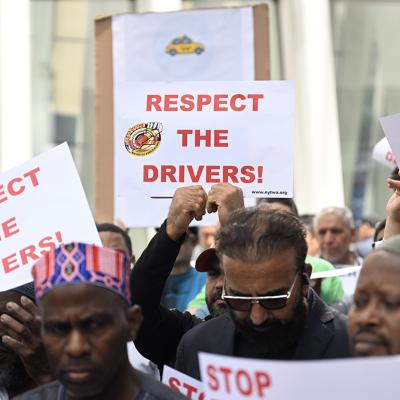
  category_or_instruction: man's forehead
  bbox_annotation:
[317,213,349,229]
[99,231,129,255]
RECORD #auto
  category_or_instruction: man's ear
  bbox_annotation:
[351,227,357,241]
[127,304,143,341]
[302,263,312,296]
[130,255,136,265]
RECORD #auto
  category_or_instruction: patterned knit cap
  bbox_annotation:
[32,242,131,303]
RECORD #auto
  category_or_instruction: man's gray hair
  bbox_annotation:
[314,206,355,231]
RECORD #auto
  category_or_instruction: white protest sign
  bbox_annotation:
[162,366,206,400]
[379,113,400,165]
[372,137,396,168]
[0,143,101,291]
[199,353,400,400]
[112,8,254,82]
[311,265,361,279]
[114,81,294,200]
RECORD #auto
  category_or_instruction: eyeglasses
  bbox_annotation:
[221,273,299,311]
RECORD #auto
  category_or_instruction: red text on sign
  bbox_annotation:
[0,217,20,241]
[168,377,205,400]
[143,165,264,184]
[2,231,63,274]
[0,167,41,205]
[206,364,271,397]
[177,129,229,147]
[146,93,264,112]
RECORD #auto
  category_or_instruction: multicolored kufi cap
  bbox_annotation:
[32,242,131,303]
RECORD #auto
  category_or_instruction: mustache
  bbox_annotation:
[352,327,389,345]
[210,288,223,304]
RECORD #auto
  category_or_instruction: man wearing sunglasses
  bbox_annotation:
[175,207,350,379]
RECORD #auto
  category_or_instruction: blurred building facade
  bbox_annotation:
[1,0,399,238]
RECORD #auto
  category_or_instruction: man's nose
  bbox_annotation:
[65,330,91,358]
[250,302,270,326]
[359,300,382,327]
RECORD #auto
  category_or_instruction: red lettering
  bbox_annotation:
[143,165,158,182]
[214,94,228,111]
[7,177,25,196]
[146,94,162,111]
[2,253,19,273]
[248,93,264,111]
[177,129,192,147]
[20,245,39,266]
[39,235,58,255]
[206,166,220,183]
[1,217,20,239]
[255,371,271,396]
[214,130,229,147]
[194,129,212,147]
[180,94,195,111]
[187,166,204,183]
[207,365,219,391]
[182,383,198,399]
[236,370,252,396]
[230,94,246,111]
[197,94,212,111]
[219,367,232,393]
[168,377,181,391]
[23,167,40,187]
[0,185,7,204]
[240,166,256,183]
[164,94,178,111]
[223,166,239,183]
[161,165,177,183]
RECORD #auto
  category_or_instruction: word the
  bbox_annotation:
[177,129,228,147]
[146,93,264,112]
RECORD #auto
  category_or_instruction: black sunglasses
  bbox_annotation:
[221,273,299,311]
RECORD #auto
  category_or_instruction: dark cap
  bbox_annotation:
[11,281,36,302]
[195,248,220,272]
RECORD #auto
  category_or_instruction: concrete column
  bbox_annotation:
[279,0,344,212]
[0,0,32,171]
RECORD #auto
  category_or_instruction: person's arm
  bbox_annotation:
[130,186,207,368]
[384,178,400,239]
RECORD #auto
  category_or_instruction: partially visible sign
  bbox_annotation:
[0,143,101,291]
[372,137,396,168]
[199,353,400,400]
[162,366,206,400]
[379,113,400,166]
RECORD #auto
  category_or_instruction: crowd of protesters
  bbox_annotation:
[1,174,400,399]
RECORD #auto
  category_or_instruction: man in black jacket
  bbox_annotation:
[131,184,243,370]
[175,207,351,379]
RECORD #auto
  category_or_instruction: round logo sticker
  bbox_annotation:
[124,122,162,157]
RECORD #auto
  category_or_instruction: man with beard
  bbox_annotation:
[175,207,351,379]
[131,184,242,370]
[0,283,41,399]
[348,236,400,357]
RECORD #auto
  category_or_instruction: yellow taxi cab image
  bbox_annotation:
[165,35,205,56]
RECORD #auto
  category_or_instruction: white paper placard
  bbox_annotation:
[112,8,254,83]
[199,353,400,400]
[0,143,101,291]
[162,366,206,400]
[372,137,396,168]
[114,81,294,201]
[379,113,400,166]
